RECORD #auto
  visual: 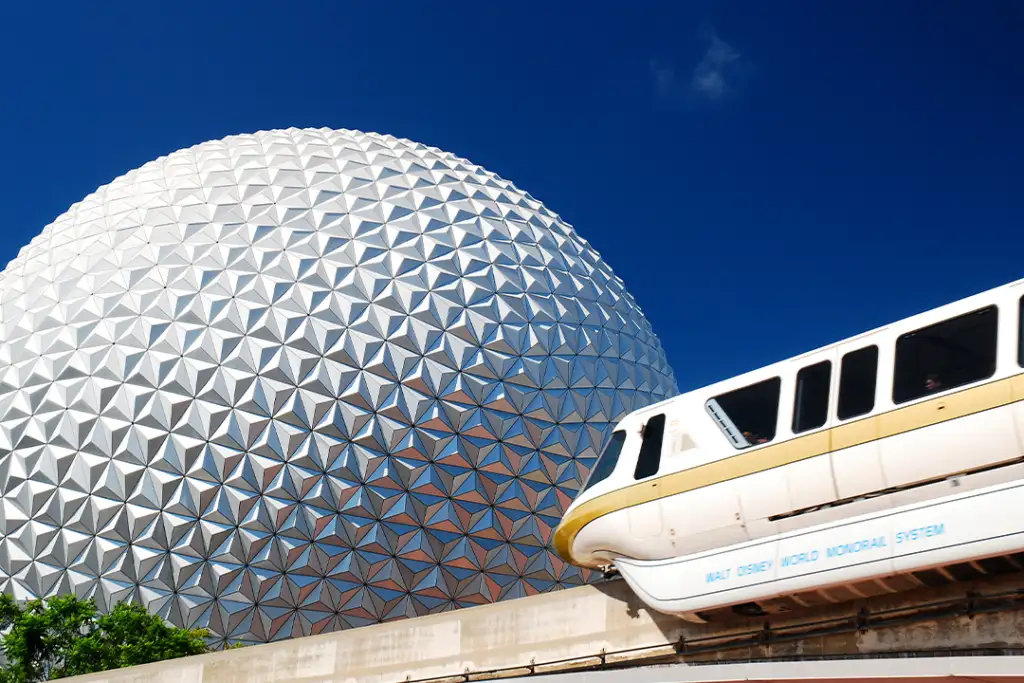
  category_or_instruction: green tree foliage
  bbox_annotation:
[0,595,210,682]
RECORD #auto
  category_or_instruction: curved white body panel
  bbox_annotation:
[615,477,1024,621]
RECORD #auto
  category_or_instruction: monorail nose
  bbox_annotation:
[553,501,593,568]
[552,512,576,565]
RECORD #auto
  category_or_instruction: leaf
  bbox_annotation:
[0,596,209,682]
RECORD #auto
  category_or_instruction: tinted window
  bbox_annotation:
[634,414,666,480]
[793,360,831,433]
[1019,296,1024,368]
[706,377,781,449]
[581,430,626,493]
[893,305,998,405]
[837,345,878,420]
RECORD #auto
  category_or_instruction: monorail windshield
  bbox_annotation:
[580,430,626,493]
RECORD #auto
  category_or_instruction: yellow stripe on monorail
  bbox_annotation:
[553,373,1024,565]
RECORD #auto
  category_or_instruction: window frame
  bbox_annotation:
[633,413,666,480]
[1018,295,1024,368]
[836,344,879,421]
[892,304,999,405]
[705,376,782,450]
[581,429,627,493]
[792,360,832,434]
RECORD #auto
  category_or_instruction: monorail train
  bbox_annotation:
[553,278,1024,622]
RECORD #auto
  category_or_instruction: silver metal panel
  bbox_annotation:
[0,128,676,644]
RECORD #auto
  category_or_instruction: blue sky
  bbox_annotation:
[1,0,1021,391]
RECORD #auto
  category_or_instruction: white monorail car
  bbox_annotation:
[554,278,1024,622]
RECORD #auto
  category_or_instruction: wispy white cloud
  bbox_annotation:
[650,27,747,106]
[691,32,740,100]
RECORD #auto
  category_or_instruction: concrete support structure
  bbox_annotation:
[50,572,1024,683]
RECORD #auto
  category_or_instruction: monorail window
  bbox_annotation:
[793,360,831,433]
[837,345,878,420]
[581,430,626,493]
[1018,295,1024,368]
[705,377,781,449]
[633,413,666,480]
[893,305,998,405]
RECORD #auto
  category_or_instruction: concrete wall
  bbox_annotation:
[61,580,686,683]
[55,573,1024,683]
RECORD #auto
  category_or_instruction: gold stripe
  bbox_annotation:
[553,373,1024,565]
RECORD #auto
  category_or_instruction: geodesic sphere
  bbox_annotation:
[0,128,676,644]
